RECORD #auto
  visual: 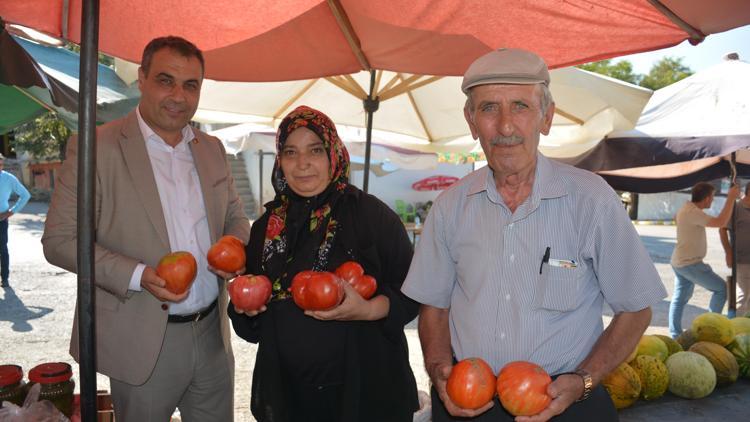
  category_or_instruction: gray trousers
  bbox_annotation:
[110,306,234,422]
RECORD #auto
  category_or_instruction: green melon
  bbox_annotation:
[636,335,669,362]
[602,363,641,409]
[654,334,683,357]
[728,333,750,378]
[676,329,698,351]
[666,351,717,399]
[692,312,735,346]
[689,341,739,386]
[630,355,669,400]
[730,317,750,336]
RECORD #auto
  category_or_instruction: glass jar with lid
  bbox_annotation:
[0,364,27,407]
[28,362,75,417]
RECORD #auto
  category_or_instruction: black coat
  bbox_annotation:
[229,187,420,422]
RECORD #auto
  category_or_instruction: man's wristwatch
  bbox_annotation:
[572,369,593,402]
[560,369,593,402]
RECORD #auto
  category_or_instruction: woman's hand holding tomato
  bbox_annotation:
[305,277,389,321]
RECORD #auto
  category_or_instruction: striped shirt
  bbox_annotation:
[401,154,666,375]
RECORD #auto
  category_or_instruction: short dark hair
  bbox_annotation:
[141,36,204,77]
[691,182,715,203]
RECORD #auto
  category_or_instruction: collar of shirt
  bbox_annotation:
[135,106,195,151]
[466,153,568,203]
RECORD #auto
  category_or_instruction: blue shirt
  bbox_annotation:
[0,170,30,214]
[401,154,667,375]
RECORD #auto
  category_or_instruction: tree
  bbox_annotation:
[577,59,641,85]
[13,112,71,161]
[639,56,693,90]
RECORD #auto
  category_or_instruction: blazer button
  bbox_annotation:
[161,304,168,311]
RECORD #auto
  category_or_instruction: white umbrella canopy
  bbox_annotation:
[116,60,652,157]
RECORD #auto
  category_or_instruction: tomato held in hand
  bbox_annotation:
[156,251,197,295]
[207,235,246,273]
[228,274,272,312]
[446,358,496,410]
[334,261,364,283]
[349,274,377,299]
[496,361,552,416]
[290,271,344,311]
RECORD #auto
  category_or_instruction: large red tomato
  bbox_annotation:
[496,361,552,416]
[290,271,344,311]
[349,274,377,299]
[228,274,272,311]
[207,235,246,273]
[156,251,197,295]
[446,358,496,410]
[335,261,364,282]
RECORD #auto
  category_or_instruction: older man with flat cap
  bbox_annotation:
[402,49,667,421]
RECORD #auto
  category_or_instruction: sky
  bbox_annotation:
[615,24,750,75]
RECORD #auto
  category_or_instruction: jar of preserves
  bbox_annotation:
[0,364,26,407]
[28,362,75,417]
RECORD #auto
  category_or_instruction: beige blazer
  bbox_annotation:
[42,111,250,385]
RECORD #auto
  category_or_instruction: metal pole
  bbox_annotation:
[729,152,738,317]
[362,69,379,193]
[258,149,264,216]
[77,0,99,419]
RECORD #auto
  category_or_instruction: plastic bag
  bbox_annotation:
[412,389,432,422]
[0,383,69,422]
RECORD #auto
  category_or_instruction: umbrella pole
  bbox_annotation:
[729,153,738,318]
[362,70,379,193]
[77,0,100,419]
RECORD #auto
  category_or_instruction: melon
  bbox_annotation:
[728,333,750,378]
[636,335,669,362]
[602,363,641,409]
[689,341,739,386]
[692,312,735,346]
[625,344,638,363]
[630,355,669,400]
[676,329,698,351]
[654,334,683,357]
[665,351,717,399]
[730,317,750,336]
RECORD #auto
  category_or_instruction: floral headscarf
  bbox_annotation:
[271,105,350,194]
[262,106,352,297]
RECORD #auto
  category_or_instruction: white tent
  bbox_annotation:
[116,60,652,158]
[565,55,750,193]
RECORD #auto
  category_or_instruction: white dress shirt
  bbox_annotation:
[128,107,217,315]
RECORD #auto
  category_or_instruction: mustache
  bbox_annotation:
[489,135,524,147]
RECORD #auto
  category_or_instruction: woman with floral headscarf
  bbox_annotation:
[228,106,419,422]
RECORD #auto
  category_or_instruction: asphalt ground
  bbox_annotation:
[1,202,746,421]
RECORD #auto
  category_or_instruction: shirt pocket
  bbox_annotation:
[533,265,581,312]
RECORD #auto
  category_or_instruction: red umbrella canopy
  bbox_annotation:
[2,0,749,81]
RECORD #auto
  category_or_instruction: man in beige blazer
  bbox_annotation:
[42,36,250,421]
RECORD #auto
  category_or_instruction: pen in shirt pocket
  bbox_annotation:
[539,246,550,274]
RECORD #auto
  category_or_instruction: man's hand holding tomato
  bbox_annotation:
[306,277,389,321]
[140,266,189,303]
[428,362,494,418]
[514,374,584,422]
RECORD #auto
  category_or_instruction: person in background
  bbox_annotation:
[402,48,667,421]
[719,183,750,315]
[229,105,419,422]
[670,181,739,338]
[42,36,250,421]
[0,153,30,288]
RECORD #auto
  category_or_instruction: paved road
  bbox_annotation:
[0,203,742,421]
